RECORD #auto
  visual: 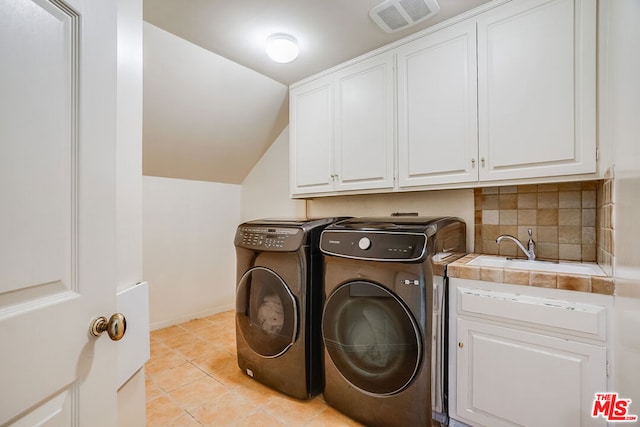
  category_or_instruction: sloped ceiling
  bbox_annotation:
[143,23,289,184]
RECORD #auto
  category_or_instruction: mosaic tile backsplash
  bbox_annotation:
[474,182,600,262]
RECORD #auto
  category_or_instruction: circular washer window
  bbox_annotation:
[322,281,422,395]
[236,266,298,358]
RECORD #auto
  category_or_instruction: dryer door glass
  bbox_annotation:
[236,266,298,358]
[322,281,422,395]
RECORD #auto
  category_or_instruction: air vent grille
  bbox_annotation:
[370,0,440,33]
[378,5,409,31]
[400,0,432,21]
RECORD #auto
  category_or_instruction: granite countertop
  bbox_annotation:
[446,253,615,295]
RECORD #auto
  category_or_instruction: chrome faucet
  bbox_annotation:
[496,228,536,261]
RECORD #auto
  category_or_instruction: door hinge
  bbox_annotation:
[596,148,600,161]
[606,360,609,377]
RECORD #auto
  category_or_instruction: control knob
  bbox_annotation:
[358,237,372,250]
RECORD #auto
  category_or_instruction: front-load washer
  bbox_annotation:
[319,217,466,426]
[234,217,347,399]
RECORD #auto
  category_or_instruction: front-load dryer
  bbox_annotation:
[319,217,466,426]
[234,217,347,399]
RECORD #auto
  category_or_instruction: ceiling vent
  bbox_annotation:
[370,0,440,33]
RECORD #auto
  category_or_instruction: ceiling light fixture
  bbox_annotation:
[265,33,299,63]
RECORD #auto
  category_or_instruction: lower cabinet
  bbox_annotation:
[449,279,610,427]
[456,319,606,427]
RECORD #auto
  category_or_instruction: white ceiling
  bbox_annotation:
[143,0,492,86]
[142,0,493,184]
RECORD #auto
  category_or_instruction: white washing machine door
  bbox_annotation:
[322,281,422,395]
[236,266,298,358]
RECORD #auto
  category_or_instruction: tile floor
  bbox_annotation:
[145,310,363,426]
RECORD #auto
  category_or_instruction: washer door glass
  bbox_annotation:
[322,281,422,395]
[236,266,298,358]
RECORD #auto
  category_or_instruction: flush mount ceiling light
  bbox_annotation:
[265,33,299,63]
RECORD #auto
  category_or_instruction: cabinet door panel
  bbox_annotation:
[397,21,478,187]
[457,318,606,427]
[335,54,395,191]
[477,0,596,180]
[290,78,333,195]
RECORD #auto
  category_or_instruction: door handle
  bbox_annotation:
[89,313,127,341]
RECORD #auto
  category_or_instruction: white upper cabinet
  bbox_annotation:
[397,20,478,187]
[290,54,395,197]
[290,75,334,195]
[334,53,395,192]
[477,0,597,181]
[289,0,598,197]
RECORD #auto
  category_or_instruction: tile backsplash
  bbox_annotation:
[474,182,599,262]
[598,168,614,276]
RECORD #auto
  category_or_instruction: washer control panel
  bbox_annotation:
[235,226,304,251]
[320,231,427,261]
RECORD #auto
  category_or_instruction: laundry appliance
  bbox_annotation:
[234,217,347,399]
[319,216,466,426]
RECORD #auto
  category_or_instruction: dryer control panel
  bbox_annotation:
[235,226,304,252]
[320,231,427,262]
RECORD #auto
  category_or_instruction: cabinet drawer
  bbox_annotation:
[456,287,607,341]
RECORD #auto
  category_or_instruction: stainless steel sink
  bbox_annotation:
[467,255,606,276]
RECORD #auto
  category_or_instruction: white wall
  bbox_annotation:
[117,4,143,295]
[240,126,474,249]
[599,0,640,406]
[143,176,240,329]
[241,127,306,221]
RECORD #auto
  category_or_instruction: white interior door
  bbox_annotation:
[1,0,118,425]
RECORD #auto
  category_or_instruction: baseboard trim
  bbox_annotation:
[150,303,235,331]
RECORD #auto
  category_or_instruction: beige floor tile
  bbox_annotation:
[168,376,227,411]
[151,325,188,342]
[235,410,285,427]
[150,338,172,357]
[175,337,221,361]
[191,347,236,372]
[146,395,185,426]
[153,361,208,392]
[192,349,245,389]
[205,310,235,324]
[145,310,364,427]
[180,318,215,332]
[232,376,281,407]
[163,332,204,349]
[190,391,260,426]
[145,349,188,377]
[215,330,237,354]
[145,376,164,402]
[170,414,203,426]
[305,406,365,427]
[193,322,231,341]
[262,393,327,426]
